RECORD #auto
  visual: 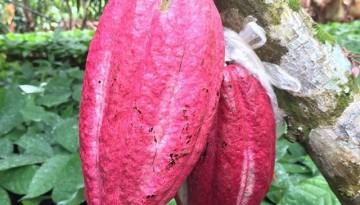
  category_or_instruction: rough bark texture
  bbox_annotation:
[214,1,360,204]
[22,0,35,32]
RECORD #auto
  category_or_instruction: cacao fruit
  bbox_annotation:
[177,64,276,205]
[79,0,224,204]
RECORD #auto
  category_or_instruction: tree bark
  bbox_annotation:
[81,0,92,29]
[65,0,73,29]
[214,1,360,204]
[22,0,35,32]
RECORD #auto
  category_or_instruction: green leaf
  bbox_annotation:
[52,154,84,203]
[288,142,307,157]
[282,163,311,174]
[57,188,85,205]
[288,173,315,185]
[266,187,288,205]
[42,112,63,126]
[3,128,25,141]
[0,155,47,171]
[266,163,292,203]
[52,145,73,156]
[67,68,84,80]
[53,118,79,153]
[279,176,341,205]
[276,138,290,161]
[0,187,11,205]
[36,93,72,107]
[271,163,293,188]
[0,165,39,195]
[279,154,306,164]
[21,196,51,205]
[44,75,73,94]
[16,134,53,157]
[302,156,319,176]
[60,103,76,118]
[167,199,177,205]
[24,155,72,199]
[0,87,26,135]
[20,97,61,125]
[260,201,274,205]
[0,138,13,158]
[72,84,82,102]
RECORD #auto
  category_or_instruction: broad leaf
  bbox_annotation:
[275,138,290,161]
[71,84,82,102]
[24,155,72,199]
[287,142,307,157]
[52,154,84,203]
[279,155,306,164]
[53,118,79,153]
[57,188,85,205]
[0,87,26,135]
[67,68,84,80]
[260,201,274,205]
[271,163,293,188]
[167,199,177,205]
[0,138,13,158]
[20,97,61,125]
[0,165,39,195]
[4,128,25,141]
[21,196,51,205]
[0,187,11,205]
[266,163,293,204]
[282,164,311,174]
[302,156,319,175]
[36,93,72,108]
[16,134,53,157]
[279,176,340,205]
[42,74,73,94]
[0,155,47,171]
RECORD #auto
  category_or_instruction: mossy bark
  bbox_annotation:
[214,0,360,204]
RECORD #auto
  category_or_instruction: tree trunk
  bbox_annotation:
[65,0,73,29]
[22,0,35,32]
[81,0,92,29]
[214,1,360,204]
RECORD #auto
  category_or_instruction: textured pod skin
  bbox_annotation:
[79,0,224,204]
[177,64,276,205]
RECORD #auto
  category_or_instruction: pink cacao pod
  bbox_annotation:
[176,64,276,205]
[79,0,224,204]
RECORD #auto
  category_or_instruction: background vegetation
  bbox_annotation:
[0,1,359,205]
[300,0,360,22]
[0,0,107,33]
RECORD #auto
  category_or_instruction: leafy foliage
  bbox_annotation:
[0,30,86,204]
[0,0,108,33]
[0,29,93,66]
[322,20,360,54]
[261,138,340,204]
[278,176,340,205]
[1,20,356,204]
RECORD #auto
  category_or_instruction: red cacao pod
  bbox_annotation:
[177,64,276,205]
[79,0,224,204]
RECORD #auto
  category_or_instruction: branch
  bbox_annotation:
[214,0,360,204]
